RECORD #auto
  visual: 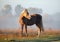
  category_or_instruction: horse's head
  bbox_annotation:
[21,9,31,19]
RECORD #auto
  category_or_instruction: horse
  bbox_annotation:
[19,9,44,37]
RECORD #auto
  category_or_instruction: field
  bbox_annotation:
[0,29,60,42]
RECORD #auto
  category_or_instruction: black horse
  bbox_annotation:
[19,9,44,37]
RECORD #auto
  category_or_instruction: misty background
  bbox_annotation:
[0,0,60,30]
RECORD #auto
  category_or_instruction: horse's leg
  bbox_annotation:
[21,24,24,37]
[36,24,41,37]
[24,25,28,37]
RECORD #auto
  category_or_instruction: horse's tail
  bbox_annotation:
[41,17,44,32]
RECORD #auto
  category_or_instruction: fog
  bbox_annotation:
[0,0,60,30]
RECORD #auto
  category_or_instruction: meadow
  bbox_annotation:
[0,29,60,42]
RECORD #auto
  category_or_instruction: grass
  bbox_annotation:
[0,29,60,42]
[0,35,60,42]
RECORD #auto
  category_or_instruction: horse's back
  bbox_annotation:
[31,14,42,20]
[30,14,42,24]
[31,14,42,17]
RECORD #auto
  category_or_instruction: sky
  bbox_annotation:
[0,0,60,15]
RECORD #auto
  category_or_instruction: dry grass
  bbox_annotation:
[0,28,60,38]
[0,28,60,42]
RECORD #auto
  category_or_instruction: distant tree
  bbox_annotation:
[1,4,12,16]
[15,5,24,16]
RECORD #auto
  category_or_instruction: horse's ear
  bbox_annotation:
[21,9,27,14]
[24,9,28,12]
[24,9,29,14]
[24,9,27,11]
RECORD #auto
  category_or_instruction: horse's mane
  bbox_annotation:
[19,9,29,24]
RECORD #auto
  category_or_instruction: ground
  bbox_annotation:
[0,29,60,42]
